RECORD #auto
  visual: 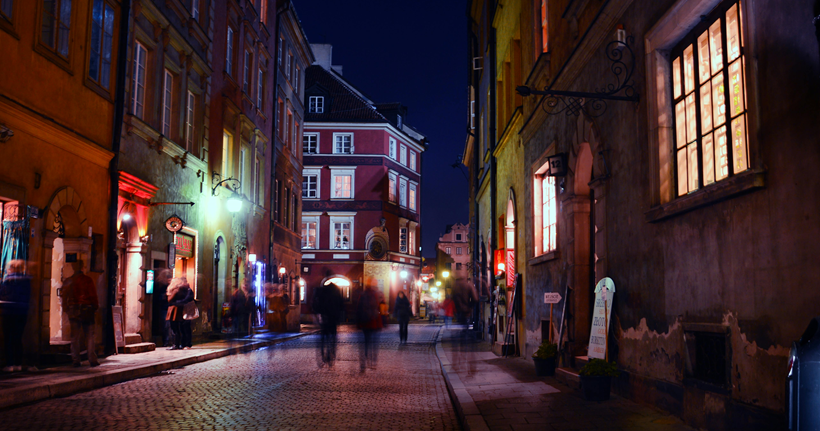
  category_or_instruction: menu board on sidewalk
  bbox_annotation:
[588,277,615,360]
[112,306,125,350]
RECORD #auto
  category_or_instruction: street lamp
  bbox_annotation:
[212,173,243,213]
[400,270,408,279]
[442,270,450,279]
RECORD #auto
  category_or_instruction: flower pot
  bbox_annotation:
[580,375,611,401]
[533,357,556,376]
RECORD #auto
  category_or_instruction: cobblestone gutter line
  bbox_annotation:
[435,328,490,431]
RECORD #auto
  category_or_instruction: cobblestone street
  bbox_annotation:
[0,325,459,431]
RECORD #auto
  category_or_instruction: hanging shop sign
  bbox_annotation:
[145,269,154,294]
[547,153,568,176]
[175,233,194,258]
[588,277,615,360]
[165,214,184,233]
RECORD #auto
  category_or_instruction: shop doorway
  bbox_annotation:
[48,209,91,344]
[116,218,146,342]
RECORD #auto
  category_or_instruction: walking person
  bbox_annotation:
[394,291,412,345]
[0,260,31,372]
[229,284,249,336]
[312,282,343,368]
[60,260,99,367]
[166,277,193,350]
[153,269,173,348]
[442,295,456,326]
[357,278,382,372]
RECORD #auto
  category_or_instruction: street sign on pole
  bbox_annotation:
[544,292,562,304]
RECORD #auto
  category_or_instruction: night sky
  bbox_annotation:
[291,0,470,258]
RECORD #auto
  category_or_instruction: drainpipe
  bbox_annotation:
[105,0,132,354]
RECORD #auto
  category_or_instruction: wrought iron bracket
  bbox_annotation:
[517,37,640,117]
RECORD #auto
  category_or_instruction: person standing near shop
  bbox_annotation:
[229,284,249,336]
[0,260,32,372]
[394,291,412,345]
[153,269,173,348]
[166,277,194,350]
[60,260,99,367]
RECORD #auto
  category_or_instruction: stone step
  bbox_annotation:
[124,334,143,345]
[555,367,581,389]
[575,355,590,368]
[122,342,156,354]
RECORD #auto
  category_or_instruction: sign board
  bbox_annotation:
[112,305,125,349]
[506,249,515,287]
[145,269,154,294]
[588,277,615,360]
[547,153,568,176]
[175,233,194,258]
[544,292,562,304]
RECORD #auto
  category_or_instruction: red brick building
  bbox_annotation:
[299,45,427,321]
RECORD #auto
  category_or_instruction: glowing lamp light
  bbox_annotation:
[435,281,442,287]
[122,213,132,221]
[279,267,287,275]
[431,287,438,293]
[415,280,422,287]
[442,271,450,278]
[497,262,505,273]
[299,278,305,287]
[248,254,257,263]
[400,270,408,279]
[226,193,243,213]
[324,277,351,287]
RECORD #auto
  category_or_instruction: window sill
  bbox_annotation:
[0,16,19,40]
[34,43,73,76]
[645,168,766,223]
[529,250,559,266]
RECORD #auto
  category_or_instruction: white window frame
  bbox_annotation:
[256,156,264,204]
[329,214,355,250]
[186,90,195,150]
[389,137,397,160]
[192,0,199,20]
[388,171,398,203]
[243,50,251,93]
[409,151,417,171]
[301,213,320,249]
[132,41,147,119]
[286,51,291,79]
[162,69,173,136]
[333,133,353,154]
[399,176,408,208]
[239,146,248,196]
[302,168,321,199]
[399,227,408,253]
[456,247,462,255]
[294,64,300,95]
[309,96,324,113]
[257,67,264,107]
[303,133,319,154]
[409,182,417,212]
[400,144,407,166]
[446,247,452,255]
[222,131,233,178]
[226,27,234,76]
[330,167,355,199]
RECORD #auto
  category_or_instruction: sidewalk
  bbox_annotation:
[0,326,319,411]
[435,325,695,431]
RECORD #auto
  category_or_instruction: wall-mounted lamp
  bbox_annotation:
[212,172,243,213]
[400,270,408,279]
[122,213,132,221]
[442,270,450,279]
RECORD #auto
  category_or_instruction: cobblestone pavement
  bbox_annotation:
[0,325,460,431]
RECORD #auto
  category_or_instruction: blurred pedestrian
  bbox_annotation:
[312,282,344,368]
[167,277,193,349]
[229,284,249,336]
[394,291,412,344]
[60,260,99,367]
[443,295,455,326]
[0,260,31,372]
[378,299,388,326]
[357,278,382,372]
[153,269,173,348]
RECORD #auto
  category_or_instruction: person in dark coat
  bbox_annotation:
[167,277,194,350]
[153,269,173,348]
[229,285,249,336]
[61,260,99,366]
[312,282,344,367]
[357,278,383,372]
[0,260,31,372]
[394,291,412,344]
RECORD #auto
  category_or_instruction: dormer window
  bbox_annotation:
[397,114,403,128]
[309,96,324,113]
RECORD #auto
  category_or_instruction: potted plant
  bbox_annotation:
[579,359,620,401]
[532,341,558,376]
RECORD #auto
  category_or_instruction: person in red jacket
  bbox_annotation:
[442,296,456,326]
[357,278,383,372]
[60,260,99,367]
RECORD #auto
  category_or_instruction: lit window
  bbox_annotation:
[162,70,173,136]
[309,96,324,113]
[330,215,354,250]
[456,247,462,255]
[132,42,147,119]
[41,0,71,57]
[541,0,548,53]
[388,171,397,203]
[221,131,233,178]
[400,144,407,165]
[302,168,320,199]
[446,247,451,255]
[399,177,407,207]
[331,169,354,199]
[399,227,408,253]
[301,215,319,249]
[409,151,416,171]
[186,91,195,151]
[226,27,234,76]
[671,0,747,196]
[389,138,396,159]
[409,183,417,211]
[303,133,318,154]
[88,0,114,89]
[333,133,353,154]
[534,175,557,255]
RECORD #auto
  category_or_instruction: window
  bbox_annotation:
[276,98,284,140]
[456,233,462,241]
[191,0,198,20]
[88,0,114,90]
[457,247,462,255]
[456,263,462,270]
[301,215,319,249]
[277,36,283,66]
[397,114,402,128]
[399,177,407,207]
[286,109,293,147]
[243,50,251,93]
[283,185,289,226]
[239,146,248,195]
[253,157,260,204]
[257,67,264,107]
[388,171,397,203]
[389,138,397,160]
[132,42,147,119]
[330,215,354,250]
[226,27,234,76]
[41,0,72,58]
[309,96,324,113]
[331,168,354,199]
[409,183,417,211]
[446,247,452,255]
[303,133,318,154]
[1,0,13,20]
[186,91,195,151]
[333,133,353,154]
[400,144,407,166]
[399,227,408,253]
[285,51,291,79]
[671,1,747,196]
[410,151,417,171]
[302,168,320,199]
[540,0,548,53]
[274,179,280,222]
[537,175,557,255]
[162,70,173,136]
[409,229,415,255]
[221,132,233,178]
[291,192,297,231]
[294,64,300,94]
[256,157,264,204]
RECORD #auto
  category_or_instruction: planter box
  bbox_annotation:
[533,357,556,376]
[580,375,612,401]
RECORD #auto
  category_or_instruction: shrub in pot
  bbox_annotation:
[579,359,620,401]
[532,341,558,376]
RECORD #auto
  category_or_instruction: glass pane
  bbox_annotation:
[685,93,696,144]
[675,101,686,149]
[715,126,728,181]
[731,115,748,174]
[702,133,715,185]
[698,31,711,84]
[700,82,712,134]
[709,21,723,75]
[738,1,744,48]
[104,4,113,35]
[726,4,741,62]
[1,0,13,19]
[712,73,726,126]
[60,0,70,26]
[687,143,699,192]
[683,45,695,94]
[677,148,688,196]
[41,1,55,48]
[728,59,744,117]
[58,23,69,56]
[673,57,682,99]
